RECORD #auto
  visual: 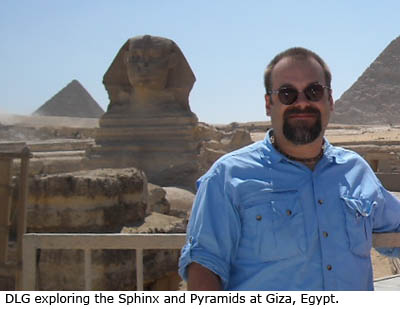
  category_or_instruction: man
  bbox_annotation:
[178,47,400,290]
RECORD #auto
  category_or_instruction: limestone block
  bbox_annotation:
[198,147,226,175]
[163,186,195,218]
[122,212,186,234]
[227,129,253,151]
[148,183,170,215]
[26,168,147,232]
[194,122,224,141]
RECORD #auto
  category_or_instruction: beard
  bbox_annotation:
[282,106,322,145]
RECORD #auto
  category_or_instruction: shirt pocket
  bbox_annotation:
[341,196,376,257]
[239,189,306,262]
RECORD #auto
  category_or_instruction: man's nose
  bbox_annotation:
[293,91,312,106]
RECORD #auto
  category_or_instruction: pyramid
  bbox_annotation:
[33,80,104,118]
[331,36,400,125]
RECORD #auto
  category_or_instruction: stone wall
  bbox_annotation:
[25,168,147,233]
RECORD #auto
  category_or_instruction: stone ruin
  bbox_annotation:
[86,35,200,188]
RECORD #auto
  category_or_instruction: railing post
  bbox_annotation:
[84,249,92,291]
[22,236,36,290]
[136,249,144,291]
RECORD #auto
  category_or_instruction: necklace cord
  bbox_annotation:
[271,133,324,163]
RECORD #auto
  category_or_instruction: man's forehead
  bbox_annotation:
[271,56,325,84]
[274,55,322,70]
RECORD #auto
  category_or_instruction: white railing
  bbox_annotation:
[22,232,400,291]
[22,233,186,291]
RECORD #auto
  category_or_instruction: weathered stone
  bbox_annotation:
[194,122,224,141]
[148,183,170,215]
[332,36,400,125]
[195,123,253,173]
[87,35,200,188]
[25,168,147,233]
[122,212,186,234]
[198,147,226,174]
[19,167,150,291]
[163,187,195,218]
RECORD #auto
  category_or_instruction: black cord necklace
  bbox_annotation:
[271,133,324,163]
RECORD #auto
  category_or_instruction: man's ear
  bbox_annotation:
[265,94,272,116]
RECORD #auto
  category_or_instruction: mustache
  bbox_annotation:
[284,106,321,118]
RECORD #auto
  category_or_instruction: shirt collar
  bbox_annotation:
[262,129,346,165]
[261,129,284,164]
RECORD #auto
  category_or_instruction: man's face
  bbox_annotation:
[265,56,333,145]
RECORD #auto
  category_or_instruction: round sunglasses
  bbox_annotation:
[267,83,331,105]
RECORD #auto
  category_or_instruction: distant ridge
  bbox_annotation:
[33,80,104,118]
[331,36,400,125]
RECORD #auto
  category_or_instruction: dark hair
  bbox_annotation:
[264,47,332,93]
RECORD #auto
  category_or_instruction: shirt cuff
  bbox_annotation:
[179,238,230,289]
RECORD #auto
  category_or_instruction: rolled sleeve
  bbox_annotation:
[374,187,400,258]
[178,236,231,288]
[178,169,240,290]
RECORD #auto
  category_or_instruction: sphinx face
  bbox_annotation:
[126,38,174,90]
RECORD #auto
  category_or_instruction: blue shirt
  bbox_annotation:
[179,130,400,290]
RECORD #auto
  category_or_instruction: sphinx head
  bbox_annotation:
[103,35,195,108]
[125,35,177,90]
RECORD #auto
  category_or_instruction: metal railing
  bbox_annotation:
[22,232,400,291]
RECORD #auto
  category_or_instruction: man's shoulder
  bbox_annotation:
[200,140,267,179]
[327,143,369,165]
[328,144,359,156]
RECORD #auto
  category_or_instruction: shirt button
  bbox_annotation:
[327,265,333,271]
[323,231,329,238]
[318,199,324,205]
[256,215,262,221]
[286,209,292,216]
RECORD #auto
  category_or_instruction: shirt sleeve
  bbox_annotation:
[373,186,400,258]
[178,170,241,289]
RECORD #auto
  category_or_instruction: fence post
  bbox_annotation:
[84,249,92,291]
[22,236,36,290]
[136,249,144,291]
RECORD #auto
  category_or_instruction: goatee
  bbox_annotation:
[283,107,322,145]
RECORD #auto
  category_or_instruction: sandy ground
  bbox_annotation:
[0,113,99,128]
[250,124,400,144]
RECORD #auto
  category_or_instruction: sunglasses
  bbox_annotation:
[267,83,331,105]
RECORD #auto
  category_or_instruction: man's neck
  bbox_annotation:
[272,132,325,169]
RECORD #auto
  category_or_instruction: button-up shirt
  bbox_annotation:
[179,130,400,290]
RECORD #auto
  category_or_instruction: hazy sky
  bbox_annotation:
[1,0,399,124]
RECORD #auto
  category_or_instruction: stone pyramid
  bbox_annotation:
[331,36,400,125]
[33,80,104,118]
